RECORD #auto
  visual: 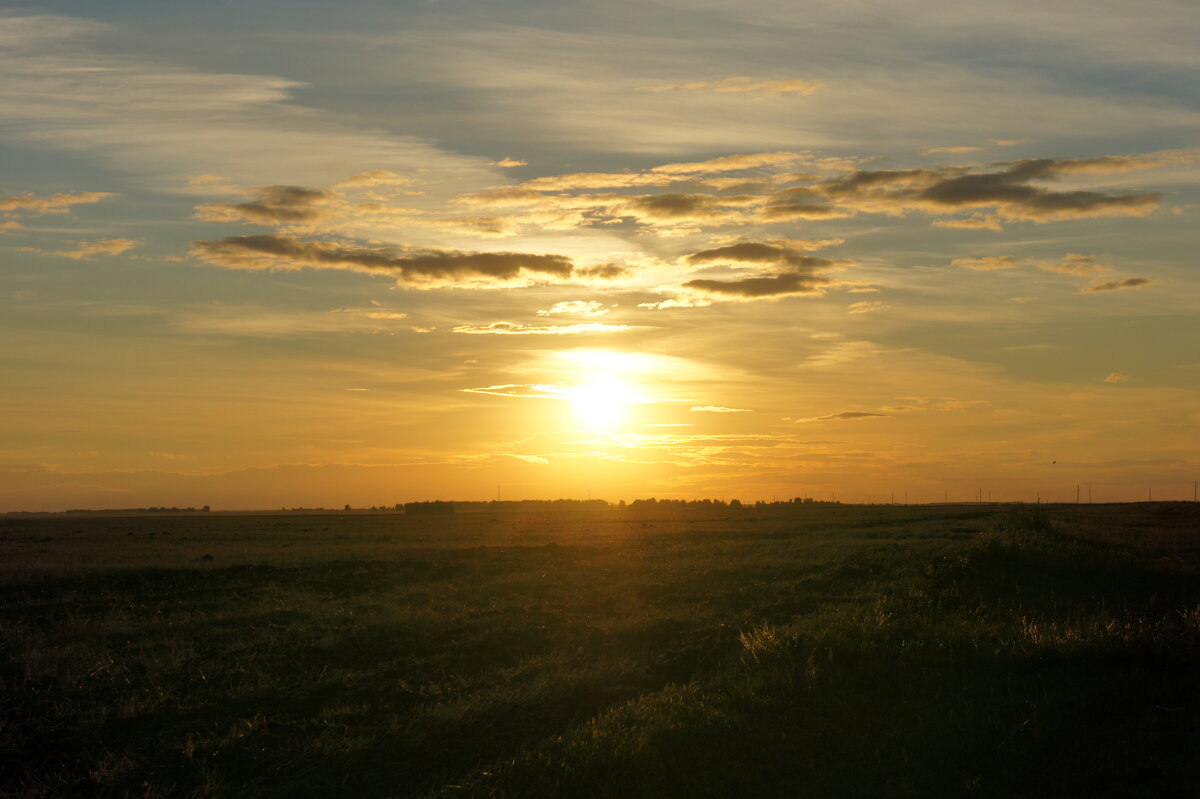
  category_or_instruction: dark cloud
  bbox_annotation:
[685,242,834,270]
[195,185,331,225]
[1081,277,1152,293]
[624,193,724,220]
[575,263,630,280]
[810,155,1165,224]
[683,272,829,298]
[190,234,575,287]
[666,239,840,302]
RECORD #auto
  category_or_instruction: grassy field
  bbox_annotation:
[1,503,1197,797]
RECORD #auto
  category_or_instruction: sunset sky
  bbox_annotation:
[2,1,1198,510]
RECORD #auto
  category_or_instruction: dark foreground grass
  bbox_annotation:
[1,504,1197,797]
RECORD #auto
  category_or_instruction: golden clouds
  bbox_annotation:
[536,301,609,317]
[449,322,633,335]
[1038,253,1111,276]
[21,238,140,260]
[0,190,115,215]
[951,256,1019,270]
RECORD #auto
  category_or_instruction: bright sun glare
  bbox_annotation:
[570,374,637,428]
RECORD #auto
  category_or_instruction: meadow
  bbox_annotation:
[1,503,1197,798]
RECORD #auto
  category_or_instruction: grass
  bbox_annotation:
[1,503,1197,797]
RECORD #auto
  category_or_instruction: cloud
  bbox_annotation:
[654,239,841,304]
[0,190,116,215]
[1104,372,1132,383]
[643,78,822,97]
[194,185,332,225]
[847,300,888,314]
[951,255,1019,271]
[621,193,754,225]
[682,272,830,299]
[494,157,527,167]
[925,145,983,154]
[684,242,835,270]
[461,384,573,399]
[29,238,140,260]
[515,152,804,191]
[536,300,609,317]
[795,411,889,422]
[812,152,1177,223]
[638,298,712,310]
[334,170,412,188]
[648,151,806,175]
[450,321,632,335]
[690,405,750,413]
[0,15,495,192]
[575,263,630,280]
[1007,296,1037,303]
[931,215,1003,231]
[1080,277,1152,293]
[1038,253,1112,276]
[190,234,575,288]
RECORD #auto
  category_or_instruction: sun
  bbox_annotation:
[570,374,637,428]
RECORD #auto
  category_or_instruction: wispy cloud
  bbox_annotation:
[1038,253,1112,276]
[691,405,750,413]
[794,411,889,422]
[536,300,609,317]
[450,321,633,335]
[0,190,116,215]
[0,14,495,191]
[461,384,573,399]
[642,77,822,97]
[951,255,1019,271]
[21,238,139,259]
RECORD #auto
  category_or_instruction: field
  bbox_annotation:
[2,503,1198,798]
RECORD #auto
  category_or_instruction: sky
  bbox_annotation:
[2,0,1198,510]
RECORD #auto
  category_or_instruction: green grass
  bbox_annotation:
[1,503,1197,797]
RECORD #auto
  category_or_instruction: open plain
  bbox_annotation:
[2,503,1198,798]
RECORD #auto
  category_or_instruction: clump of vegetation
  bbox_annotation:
[1,504,1197,797]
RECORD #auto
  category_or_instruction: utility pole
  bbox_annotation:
[891,491,894,505]
[1076,485,1080,504]
[1036,491,1040,504]
[1148,487,1152,503]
